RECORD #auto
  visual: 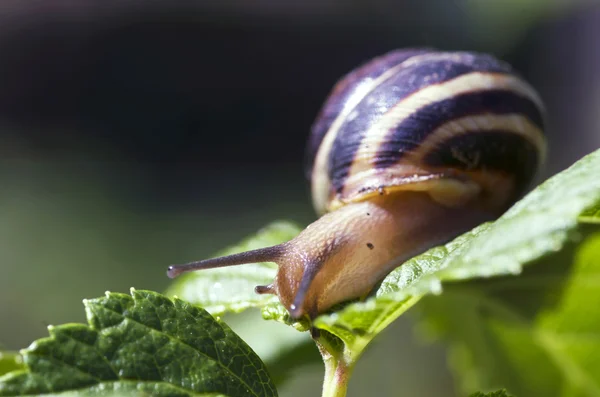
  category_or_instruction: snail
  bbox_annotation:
[167,49,546,320]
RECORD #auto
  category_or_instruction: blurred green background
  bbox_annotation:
[1,0,599,396]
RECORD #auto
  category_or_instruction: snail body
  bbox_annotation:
[168,49,546,320]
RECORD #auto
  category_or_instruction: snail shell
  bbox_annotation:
[307,48,545,215]
[168,49,546,320]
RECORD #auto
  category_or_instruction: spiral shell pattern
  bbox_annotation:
[306,49,546,215]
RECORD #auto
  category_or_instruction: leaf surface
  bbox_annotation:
[420,230,600,396]
[0,353,23,378]
[580,205,600,224]
[0,290,277,397]
[469,390,513,397]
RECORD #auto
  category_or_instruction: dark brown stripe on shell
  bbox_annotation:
[328,53,514,194]
[422,130,539,200]
[374,89,545,168]
[305,48,434,179]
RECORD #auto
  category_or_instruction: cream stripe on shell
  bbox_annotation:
[345,72,545,189]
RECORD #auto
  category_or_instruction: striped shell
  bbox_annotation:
[306,49,546,216]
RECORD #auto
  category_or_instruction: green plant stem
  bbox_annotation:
[317,334,356,397]
[322,355,354,397]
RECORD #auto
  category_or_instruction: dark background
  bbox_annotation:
[1,1,599,396]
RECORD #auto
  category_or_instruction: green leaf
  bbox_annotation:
[421,229,600,396]
[0,353,23,377]
[579,205,600,224]
[536,231,600,394]
[166,221,301,316]
[0,289,277,397]
[469,389,513,397]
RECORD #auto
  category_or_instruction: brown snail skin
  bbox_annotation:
[167,48,546,321]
